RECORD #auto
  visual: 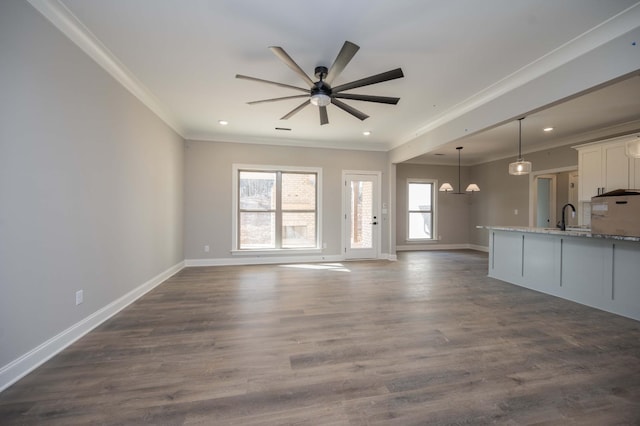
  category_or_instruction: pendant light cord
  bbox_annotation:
[458,147,461,193]
[455,146,463,193]
[518,117,524,161]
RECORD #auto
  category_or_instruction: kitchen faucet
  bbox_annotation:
[557,203,576,231]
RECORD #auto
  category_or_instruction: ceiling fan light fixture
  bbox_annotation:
[310,93,331,107]
[509,117,532,176]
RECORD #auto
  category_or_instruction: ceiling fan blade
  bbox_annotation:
[319,106,328,125]
[236,74,308,93]
[247,95,309,105]
[331,98,369,121]
[281,100,310,120]
[325,41,360,85]
[332,68,404,93]
[334,93,400,105]
[269,46,315,87]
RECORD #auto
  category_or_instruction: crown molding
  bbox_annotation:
[186,133,389,152]
[27,0,186,138]
[403,118,640,167]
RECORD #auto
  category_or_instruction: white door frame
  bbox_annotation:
[534,174,557,228]
[528,166,577,227]
[342,170,381,259]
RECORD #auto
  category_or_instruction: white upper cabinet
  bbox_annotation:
[604,143,631,190]
[575,136,634,202]
[578,145,603,201]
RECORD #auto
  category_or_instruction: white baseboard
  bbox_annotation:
[0,261,184,393]
[184,252,403,267]
[185,254,345,267]
[396,243,488,252]
[381,253,398,261]
[469,244,489,253]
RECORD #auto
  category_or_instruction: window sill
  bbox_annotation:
[231,248,323,256]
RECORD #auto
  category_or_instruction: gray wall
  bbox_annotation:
[555,171,576,226]
[395,163,473,247]
[0,1,184,367]
[184,140,389,260]
[469,145,578,246]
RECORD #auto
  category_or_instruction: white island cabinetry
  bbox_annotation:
[487,227,640,321]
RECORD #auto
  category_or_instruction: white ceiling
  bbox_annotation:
[411,74,640,165]
[29,0,640,162]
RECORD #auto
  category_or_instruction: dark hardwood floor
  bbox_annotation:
[1,250,640,425]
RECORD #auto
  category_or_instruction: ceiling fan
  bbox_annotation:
[236,41,404,125]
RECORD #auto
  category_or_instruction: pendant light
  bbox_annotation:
[439,147,480,194]
[509,117,532,175]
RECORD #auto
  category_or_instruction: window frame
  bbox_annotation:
[232,164,322,254]
[406,178,438,241]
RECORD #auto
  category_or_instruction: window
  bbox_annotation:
[407,179,436,240]
[233,165,321,251]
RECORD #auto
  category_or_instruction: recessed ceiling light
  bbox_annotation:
[543,127,553,132]
[363,131,371,136]
[218,120,229,126]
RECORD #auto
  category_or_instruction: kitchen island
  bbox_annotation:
[485,226,640,321]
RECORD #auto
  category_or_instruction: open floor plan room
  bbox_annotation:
[1,251,639,425]
[3,2,640,424]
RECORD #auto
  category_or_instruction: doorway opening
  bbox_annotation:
[534,174,557,228]
[529,166,578,229]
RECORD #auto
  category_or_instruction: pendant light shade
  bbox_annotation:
[509,117,532,175]
[509,160,532,175]
[439,147,480,194]
[439,182,454,192]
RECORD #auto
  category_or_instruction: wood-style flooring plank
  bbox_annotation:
[1,250,639,425]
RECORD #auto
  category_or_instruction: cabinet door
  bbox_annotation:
[603,143,630,191]
[632,157,640,190]
[578,146,602,201]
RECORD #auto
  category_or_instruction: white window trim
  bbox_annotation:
[406,178,438,242]
[231,164,323,254]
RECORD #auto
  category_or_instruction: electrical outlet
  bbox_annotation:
[204,245,210,252]
[75,290,83,306]
[514,209,519,215]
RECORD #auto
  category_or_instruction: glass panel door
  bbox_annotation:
[344,173,379,259]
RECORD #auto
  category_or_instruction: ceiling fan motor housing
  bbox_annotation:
[314,66,328,80]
